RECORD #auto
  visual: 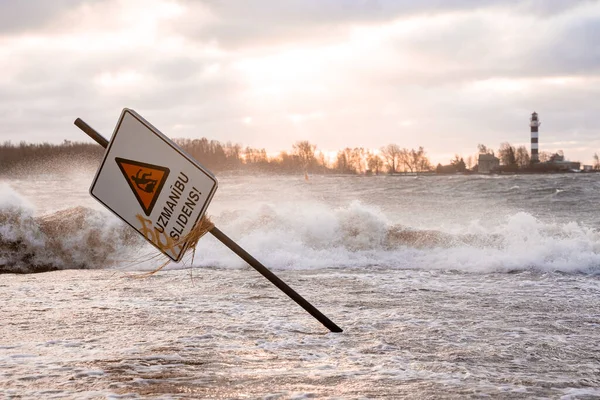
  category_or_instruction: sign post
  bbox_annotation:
[74,112,342,333]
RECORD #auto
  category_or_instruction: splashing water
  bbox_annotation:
[2,174,600,399]
[0,183,142,273]
[3,174,600,274]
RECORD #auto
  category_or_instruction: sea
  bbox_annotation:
[1,170,600,399]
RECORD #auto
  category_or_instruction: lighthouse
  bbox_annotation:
[530,111,540,163]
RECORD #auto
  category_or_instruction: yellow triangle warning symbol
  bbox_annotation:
[115,157,170,216]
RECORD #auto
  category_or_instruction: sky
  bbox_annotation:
[1,0,599,165]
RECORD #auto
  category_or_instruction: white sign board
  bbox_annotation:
[90,108,218,262]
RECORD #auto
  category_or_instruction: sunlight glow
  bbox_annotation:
[288,112,325,124]
[94,70,144,88]
[317,150,339,166]
[235,48,334,97]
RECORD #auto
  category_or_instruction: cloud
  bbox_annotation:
[169,0,595,49]
[0,1,93,34]
[1,0,600,164]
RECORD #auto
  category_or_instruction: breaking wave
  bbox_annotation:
[2,183,600,274]
[192,201,600,274]
[0,184,142,273]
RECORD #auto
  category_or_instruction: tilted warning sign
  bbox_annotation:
[90,109,218,261]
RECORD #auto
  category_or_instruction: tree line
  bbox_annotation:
[1,137,594,176]
[0,140,105,175]
[174,139,435,174]
[0,139,435,175]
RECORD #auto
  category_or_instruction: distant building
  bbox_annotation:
[478,154,499,173]
[551,160,580,171]
[533,152,581,171]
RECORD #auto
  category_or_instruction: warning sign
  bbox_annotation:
[116,157,169,216]
[90,109,218,262]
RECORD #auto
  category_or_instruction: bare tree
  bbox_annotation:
[450,155,466,172]
[335,148,358,174]
[272,150,301,172]
[414,147,432,172]
[539,151,552,163]
[515,146,530,168]
[466,155,474,170]
[380,144,402,174]
[316,151,327,171]
[478,144,494,156]
[398,148,411,172]
[498,142,517,166]
[395,147,432,173]
[367,152,384,175]
[348,148,366,174]
[405,147,431,172]
[223,142,242,168]
[292,140,317,172]
[243,146,268,165]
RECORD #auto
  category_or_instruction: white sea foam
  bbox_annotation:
[179,201,600,274]
[0,184,143,273]
[3,175,600,274]
[0,183,35,211]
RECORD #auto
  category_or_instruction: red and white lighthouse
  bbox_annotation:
[530,111,540,163]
